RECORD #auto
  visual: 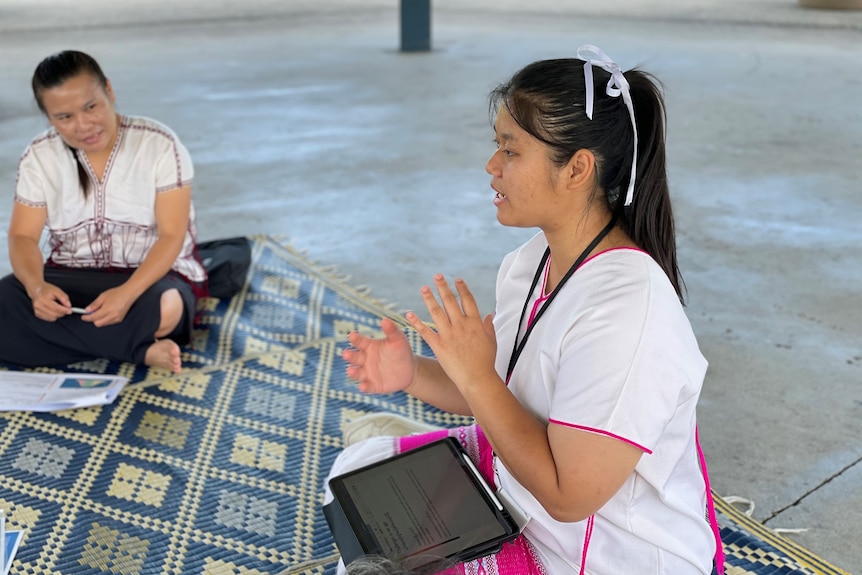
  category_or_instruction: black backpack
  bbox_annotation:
[197,237,252,299]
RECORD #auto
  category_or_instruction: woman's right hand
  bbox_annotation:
[342,317,418,394]
[29,282,72,321]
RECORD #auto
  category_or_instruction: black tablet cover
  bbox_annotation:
[324,437,519,572]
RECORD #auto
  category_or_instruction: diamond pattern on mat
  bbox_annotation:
[134,411,193,449]
[214,490,278,537]
[107,462,172,507]
[13,437,75,478]
[0,238,840,575]
[258,349,305,376]
[250,304,296,330]
[56,405,103,425]
[243,336,290,356]
[261,275,300,298]
[158,372,212,400]
[79,522,150,574]
[243,386,297,422]
[230,433,287,472]
[0,497,41,532]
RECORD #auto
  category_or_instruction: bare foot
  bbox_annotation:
[145,339,182,373]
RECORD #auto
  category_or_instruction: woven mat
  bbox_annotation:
[0,236,850,575]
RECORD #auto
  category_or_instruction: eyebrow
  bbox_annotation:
[50,99,97,119]
[495,131,518,142]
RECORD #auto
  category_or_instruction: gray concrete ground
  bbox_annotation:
[1,0,860,571]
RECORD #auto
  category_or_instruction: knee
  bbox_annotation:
[154,288,184,339]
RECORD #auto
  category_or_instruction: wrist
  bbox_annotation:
[115,278,144,302]
[459,370,505,399]
[404,355,424,395]
[24,280,46,301]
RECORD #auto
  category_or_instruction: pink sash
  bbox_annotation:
[397,425,548,575]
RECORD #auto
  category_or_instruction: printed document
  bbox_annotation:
[0,371,128,412]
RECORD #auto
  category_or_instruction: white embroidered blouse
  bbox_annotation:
[14,115,206,283]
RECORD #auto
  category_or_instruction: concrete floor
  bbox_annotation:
[1,0,860,571]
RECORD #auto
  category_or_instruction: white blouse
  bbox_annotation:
[15,115,206,283]
[492,232,715,575]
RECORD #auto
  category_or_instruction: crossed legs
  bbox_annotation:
[145,288,184,373]
[0,269,196,372]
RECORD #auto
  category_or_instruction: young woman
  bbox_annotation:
[0,50,206,373]
[332,45,723,575]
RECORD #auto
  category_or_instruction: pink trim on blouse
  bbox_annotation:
[579,514,595,575]
[548,419,653,454]
[526,258,552,328]
[697,427,725,575]
[579,246,649,269]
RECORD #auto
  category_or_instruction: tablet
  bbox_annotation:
[324,437,519,573]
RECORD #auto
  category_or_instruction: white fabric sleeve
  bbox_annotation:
[548,256,702,453]
[14,147,49,207]
[154,133,194,193]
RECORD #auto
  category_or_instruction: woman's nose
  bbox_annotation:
[75,115,92,131]
[485,152,499,176]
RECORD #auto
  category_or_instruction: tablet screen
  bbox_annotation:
[329,438,514,568]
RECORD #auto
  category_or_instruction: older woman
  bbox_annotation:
[0,50,206,373]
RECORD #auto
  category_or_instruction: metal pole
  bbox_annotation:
[400,0,431,52]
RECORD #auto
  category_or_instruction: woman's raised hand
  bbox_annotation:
[342,317,418,394]
[405,275,498,392]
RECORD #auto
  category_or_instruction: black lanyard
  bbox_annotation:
[506,215,619,381]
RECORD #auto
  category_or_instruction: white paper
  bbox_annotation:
[0,371,128,412]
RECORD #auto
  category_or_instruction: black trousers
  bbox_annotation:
[0,267,196,368]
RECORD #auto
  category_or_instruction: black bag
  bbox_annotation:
[197,237,252,299]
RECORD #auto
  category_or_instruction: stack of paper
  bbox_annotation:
[0,372,128,412]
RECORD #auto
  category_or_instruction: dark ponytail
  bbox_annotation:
[619,70,684,302]
[31,50,109,198]
[489,57,685,303]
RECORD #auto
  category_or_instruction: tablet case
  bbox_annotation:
[324,437,519,573]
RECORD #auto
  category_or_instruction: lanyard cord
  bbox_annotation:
[506,215,619,382]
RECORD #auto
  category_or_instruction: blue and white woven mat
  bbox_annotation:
[0,236,851,575]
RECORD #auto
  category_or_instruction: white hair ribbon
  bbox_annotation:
[576,44,638,207]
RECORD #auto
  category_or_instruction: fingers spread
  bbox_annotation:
[433,274,464,319]
[341,347,363,368]
[418,285,448,330]
[405,311,436,341]
[454,278,480,318]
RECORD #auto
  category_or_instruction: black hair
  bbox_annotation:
[489,58,685,303]
[31,50,110,198]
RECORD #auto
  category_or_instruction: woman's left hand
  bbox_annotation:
[81,286,135,327]
[405,275,499,392]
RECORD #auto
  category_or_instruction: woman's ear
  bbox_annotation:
[563,149,597,191]
[105,78,116,104]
